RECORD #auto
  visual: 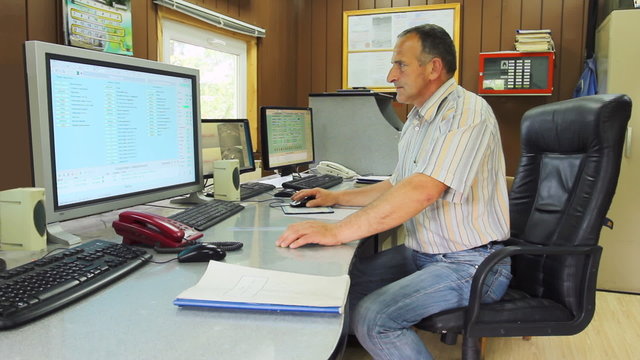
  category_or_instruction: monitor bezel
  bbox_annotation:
[259,106,315,174]
[25,40,203,224]
[201,118,256,179]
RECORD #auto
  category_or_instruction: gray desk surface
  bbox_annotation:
[0,185,360,360]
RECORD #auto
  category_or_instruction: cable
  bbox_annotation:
[206,242,243,251]
[151,241,244,253]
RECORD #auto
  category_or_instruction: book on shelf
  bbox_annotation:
[515,34,552,42]
[516,29,551,34]
[174,260,350,314]
[514,29,554,52]
[515,40,555,52]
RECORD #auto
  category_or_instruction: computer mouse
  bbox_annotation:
[178,243,226,262]
[274,189,296,198]
[290,196,316,208]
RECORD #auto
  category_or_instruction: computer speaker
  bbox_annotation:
[0,187,47,251]
[213,159,240,201]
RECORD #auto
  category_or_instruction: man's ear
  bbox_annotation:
[427,57,445,80]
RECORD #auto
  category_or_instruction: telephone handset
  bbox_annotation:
[315,161,359,179]
[112,210,203,248]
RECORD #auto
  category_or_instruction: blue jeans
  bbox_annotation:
[349,242,512,360]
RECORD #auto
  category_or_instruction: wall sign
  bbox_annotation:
[478,51,554,96]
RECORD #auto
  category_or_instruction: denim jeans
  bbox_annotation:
[349,242,512,360]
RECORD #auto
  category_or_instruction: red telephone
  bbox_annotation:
[112,210,203,248]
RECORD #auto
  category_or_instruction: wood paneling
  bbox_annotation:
[296,0,313,107]
[311,0,328,93]
[1,1,30,189]
[0,0,590,189]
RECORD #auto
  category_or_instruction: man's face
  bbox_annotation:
[386,34,433,107]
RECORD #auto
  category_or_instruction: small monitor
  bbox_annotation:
[201,119,255,178]
[260,106,314,176]
[25,40,202,244]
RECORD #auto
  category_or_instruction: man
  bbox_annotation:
[276,24,512,359]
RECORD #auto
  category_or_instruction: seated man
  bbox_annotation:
[276,24,512,359]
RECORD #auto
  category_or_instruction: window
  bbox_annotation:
[160,18,247,119]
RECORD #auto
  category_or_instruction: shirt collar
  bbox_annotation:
[408,78,457,124]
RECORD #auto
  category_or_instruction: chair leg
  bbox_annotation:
[461,336,482,360]
[440,332,458,345]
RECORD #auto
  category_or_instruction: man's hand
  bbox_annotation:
[290,188,338,207]
[276,221,344,248]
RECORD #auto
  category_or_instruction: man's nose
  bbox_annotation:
[387,67,397,84]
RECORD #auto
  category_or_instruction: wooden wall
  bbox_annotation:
[0,0,300,190]
[0,0,590,190]
[294,0,590,175]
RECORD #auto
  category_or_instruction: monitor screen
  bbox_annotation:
[25,41,202,236]
[260,106,314,176]
[201,119,255,178]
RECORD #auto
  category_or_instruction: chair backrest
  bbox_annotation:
[508,94,631,313]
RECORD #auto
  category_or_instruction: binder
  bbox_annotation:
[174,261,350,314]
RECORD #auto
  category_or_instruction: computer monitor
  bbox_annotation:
[260,106,314,176]
[201,119,255,179]
[25,41,202,245]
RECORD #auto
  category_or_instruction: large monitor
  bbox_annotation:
[260,106,314,176]
[25,41,202,245]
[201,119,255,179]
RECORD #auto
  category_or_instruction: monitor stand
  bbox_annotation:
[278,166,297,177]
[47,222,82,246]
[170,191,210,205]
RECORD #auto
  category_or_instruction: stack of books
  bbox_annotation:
[515,29,555,52]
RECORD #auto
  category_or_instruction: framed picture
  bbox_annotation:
[63,0,133,55]
[342,4,461,92]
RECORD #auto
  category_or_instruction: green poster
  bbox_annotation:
[63,0,133,56]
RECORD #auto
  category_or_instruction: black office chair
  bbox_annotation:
[415,94,632,360]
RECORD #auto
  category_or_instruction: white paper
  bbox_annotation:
[175,261,350,309]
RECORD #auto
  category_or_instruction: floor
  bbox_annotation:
[341,290,640,360]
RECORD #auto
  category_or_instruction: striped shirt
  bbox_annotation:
[389,78,509,254]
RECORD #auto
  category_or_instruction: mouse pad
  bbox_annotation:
[281,206,334,215]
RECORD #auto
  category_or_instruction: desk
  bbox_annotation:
[0,187,360,360]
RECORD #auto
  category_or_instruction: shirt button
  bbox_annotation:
[414,126,420,131]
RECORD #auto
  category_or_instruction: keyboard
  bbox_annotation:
[0,240,151,330]
[169,199,245,231]
[240,182,276,200]
[281,174,344,190]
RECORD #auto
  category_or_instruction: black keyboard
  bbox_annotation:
[0,240,150,330]
[281,174,344,190]
[169,199,245,231]
[240,182,276,200]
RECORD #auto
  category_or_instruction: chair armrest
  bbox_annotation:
[463,239,602,336]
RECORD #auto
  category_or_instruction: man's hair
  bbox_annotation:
[398,24,457,76]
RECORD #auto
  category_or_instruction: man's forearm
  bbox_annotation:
[335,180,393,207]
[335,174,446,243]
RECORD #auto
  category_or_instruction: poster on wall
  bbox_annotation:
[343,4,460,91]
[63,0,133,56]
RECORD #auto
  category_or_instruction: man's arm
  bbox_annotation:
[291,179,393,207]
[276,173,447,248]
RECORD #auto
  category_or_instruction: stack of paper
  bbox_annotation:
[174,261,350,314]
[515,29,555,52]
